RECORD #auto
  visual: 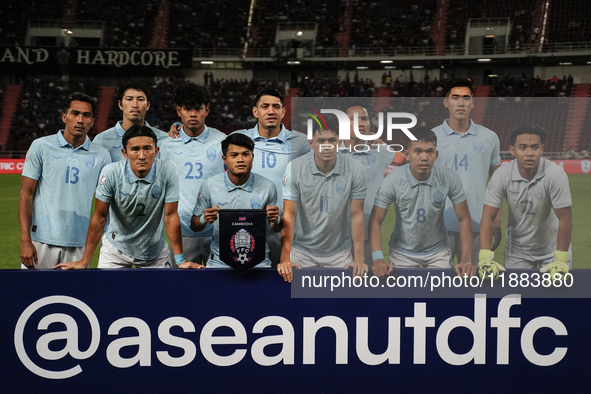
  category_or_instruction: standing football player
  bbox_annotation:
[339,104,405,267]
[432,77,502,266]
[159,82,225,265]
[19,92,111,269]
[94,80,169,162]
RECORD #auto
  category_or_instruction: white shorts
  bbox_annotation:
[291,247,353,268]
[98,235,172,268]
[504,247,573,270]
[448,231,479,264]
[21,241,84,269]
[179,236,212,266]
[389,247,453,269]
[267,229,281,267]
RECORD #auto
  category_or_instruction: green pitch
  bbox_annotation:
[0,173,590,269]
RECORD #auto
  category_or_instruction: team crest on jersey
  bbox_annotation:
[250,195,262,209]
[433,190,444,203]
[230,229,256,265]
[473,140,483,153]
[581,160,591,174]
[336,179,347,195]
[281,143,290,153]
[85,155,95,169]
[151,184,163,199]
[367,153,376,167]
[206,147,217,161]
[533,186,544,199]
[98,173,106,185]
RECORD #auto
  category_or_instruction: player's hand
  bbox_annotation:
[369,138,384,147]
[54,261,89,270]
[476,249,506,280]
[539,251,569,280]
[491,222,502,251]
[168,122,181,138]
[345,260,368,278]
[20,240,38,269]
[454,262,476,277]
[372,259,393,277]
[266,205,280,223]
[277,260,301,283]
[178,261,205,269]
[203,206,219,224]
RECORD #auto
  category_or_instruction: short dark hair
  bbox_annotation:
[222,133,255,156]
[510,125,547,146]
[173,82,210,109]
[406,127,438,150]
[312,116,340,138]
[64,92,96,116]
[254,87,283,106]
[117,80,150,103]
[122,124,158,149]
[445,77,475,97]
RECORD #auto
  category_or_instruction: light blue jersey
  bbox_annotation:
[374,164,466,256]
[193,172,277,267]
[432,120,500,232]
[95,158,179,260]
[94,121,169,162]
[232,124,310,210]
[283,151,366,257]
[22,131,111,247]
[340,143,396,239]
[159,125,225,237]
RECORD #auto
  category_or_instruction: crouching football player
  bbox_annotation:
[55,125,201,269]
[479,125,572,278]
[369,127,475,277]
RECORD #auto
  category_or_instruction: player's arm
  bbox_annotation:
[453,200,475,277]
[190,205,219,232]
[164,201,203,269]
[368,205,393,277]
[55,199,110,270]
[18,176,38,268]
[554,206,573,252]
[489,164,503,251]
[345,199,368,277]
[277,199,301,283]
[266,205,283,232]
[479,204,500,251]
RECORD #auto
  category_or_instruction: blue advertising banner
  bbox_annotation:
[1,269,589,393]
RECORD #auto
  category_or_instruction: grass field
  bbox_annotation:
[1,173,590,269]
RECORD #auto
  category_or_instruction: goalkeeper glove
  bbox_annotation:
[477,249,506,280]
[539,251,569,280]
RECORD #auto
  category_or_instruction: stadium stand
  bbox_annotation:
[546,0,591,44]
[167,0,250,51]
[6,76,100,151]
[349,0,436,51]
[77,0,160,47]
[0,2,63,45]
